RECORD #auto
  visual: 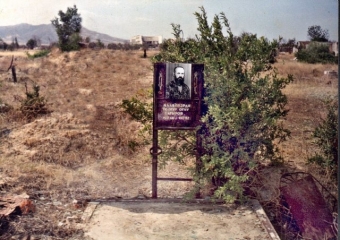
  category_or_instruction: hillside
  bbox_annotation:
[0,23,128,45]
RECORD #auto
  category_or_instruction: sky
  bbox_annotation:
[0,0,338,42]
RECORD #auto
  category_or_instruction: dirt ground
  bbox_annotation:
[0,49,337,239]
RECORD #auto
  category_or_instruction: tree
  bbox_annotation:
[107,43,118,50]
[307,25,329,42]
[51,5,82,51]
[26,38,37,49]
[84,37,91,43]
[96,39,105,49]
[280,38,296,48]
[14,37,19,49]
[26,36,41,49]
[123,7,292,202]
[279,38,296,53]
[0,38,8,50]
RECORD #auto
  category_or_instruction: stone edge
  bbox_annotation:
[250,199,281,240]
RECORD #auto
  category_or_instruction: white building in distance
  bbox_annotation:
[130,35,163,46]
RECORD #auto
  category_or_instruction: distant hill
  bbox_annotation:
[0,23,128,45]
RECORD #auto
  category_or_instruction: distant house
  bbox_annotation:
[296,41,338,56]
[130,35,163,47]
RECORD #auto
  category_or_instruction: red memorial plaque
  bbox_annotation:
[153,63,204,130]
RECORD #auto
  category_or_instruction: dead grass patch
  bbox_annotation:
[275,53,337,192]
[274,53,337,83]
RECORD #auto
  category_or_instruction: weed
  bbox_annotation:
[26,50,50,59]
[20,83,50,120]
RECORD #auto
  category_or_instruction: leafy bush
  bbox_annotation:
[107,43,119,50]
[26,50,50,59]
[88,39,106,49]
[295,42,338,64]
[88,42,96,49]
[20,84,49,120]
[120,90,153,145]
[124,7,292,202]
[121,97,152,125]
[308,98,338,179]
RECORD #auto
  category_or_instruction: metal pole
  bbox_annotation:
[152,63,158,199]
[195,129,202,198]
[152,128,158,198]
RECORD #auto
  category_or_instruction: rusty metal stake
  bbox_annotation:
[11,66,17,83]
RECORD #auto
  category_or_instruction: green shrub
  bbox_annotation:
[123,7,292,202]
[308,97,338,179]
[20,84,49,120]
[295,42,338,64]
[120,89,153,145]
[26,50,50,59]
[121,97,152,125]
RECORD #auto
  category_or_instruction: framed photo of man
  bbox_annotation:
[165,63,192,100]
[153,63,204,130]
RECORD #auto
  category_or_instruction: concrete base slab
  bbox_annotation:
[83,199,277,240]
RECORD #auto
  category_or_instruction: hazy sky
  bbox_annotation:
[0,0,338,41]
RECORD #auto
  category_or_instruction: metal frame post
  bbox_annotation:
[152,129,158,198]
[152,63,204,199]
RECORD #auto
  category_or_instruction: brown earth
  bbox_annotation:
[0,49,338,239]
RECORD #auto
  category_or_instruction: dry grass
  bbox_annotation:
[0,50,38,57]
[1,48,154,169]
[274,53,337,83]
[0,48,157,238]
[274,53,337,191]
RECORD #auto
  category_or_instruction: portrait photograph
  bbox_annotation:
[165,63,192,100]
